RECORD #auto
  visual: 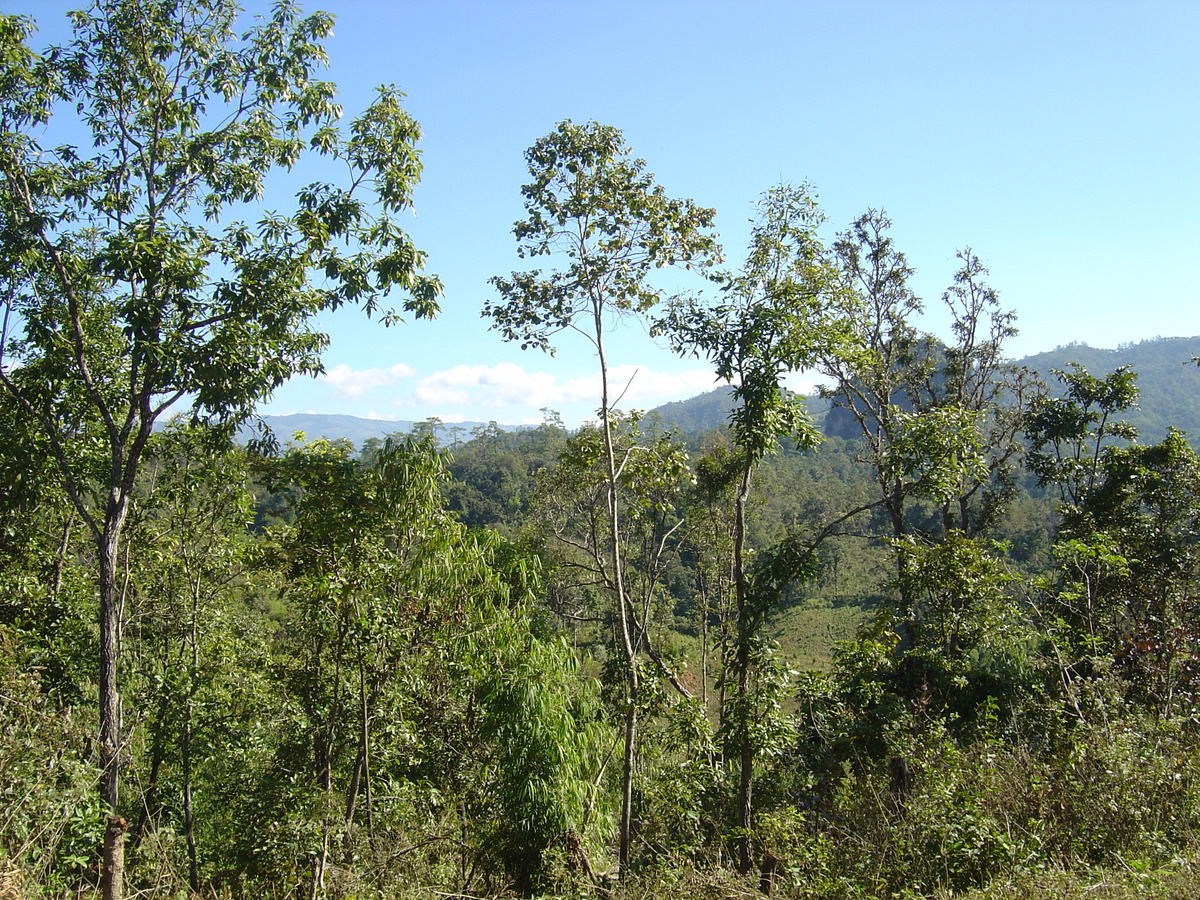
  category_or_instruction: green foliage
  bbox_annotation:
[659,183,857,460]
[659,184,864,870]
[487,120,722,871]
[0,627,104,893]
[486,120,720,353]
[636,698,724,863]
[822,216,1033,547]
[444,418,570,530]
[239,435,609,896]
[0,0,440,430]
[928,862,1200,900]
[0,422,93,701]
[529,414,691,645]
[892,533,1018,661]
[883,406,989,507]
[121,425,266,888]
[1026,364,1140,506]
[0,7,441,895]
[786,662,1200,899]
[648,387,740,436]
[770,598,873,670]
[1044,428,1200,712]
[7,12,1200,897]
[475,633,606,892]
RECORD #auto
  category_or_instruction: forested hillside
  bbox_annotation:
[1022,336,1200,442]
[5,5,1200,900]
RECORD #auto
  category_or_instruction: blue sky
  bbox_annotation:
[21,0,1200,428]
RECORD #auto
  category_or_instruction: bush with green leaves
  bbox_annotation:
[0,628,104,894]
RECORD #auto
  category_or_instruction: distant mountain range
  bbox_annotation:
[637,336,1200,444]
[241,413,504,447]
[1020,336,1200,442]
[248,336,1200,448]
[245,413,421,447]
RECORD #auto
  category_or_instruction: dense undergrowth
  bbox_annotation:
[6,385,1200,900]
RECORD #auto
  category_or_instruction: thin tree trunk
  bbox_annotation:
[888,478,911,608]
[99,517,126,900]
[101,815,128,900]
[344,744,365,861]
[594,301,639,874]
[700,584,709,707]
[732,453,755,875]
[183,726,197,892]
[314,618,349,895]
[363,676,377,840]
[51,512,75,601]
[343,660,371,861]
[183,576,201,893]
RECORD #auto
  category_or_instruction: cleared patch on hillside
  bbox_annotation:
[770,597,874,671]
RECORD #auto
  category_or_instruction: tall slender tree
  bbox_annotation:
[486,119,720,870]
[659,183,859,872]
[820,214,1033,588]
[0,4,439,897]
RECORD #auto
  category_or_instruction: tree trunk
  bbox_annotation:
[618,701,637,870]
[343,661,371,862]
[887,477,911,608]
[98,518,126,900]
[184,579,201,893]
[51,513,75,601]
[594,302,639,874]
[101,816,128,900]
[732,455,755,875]
[700,585,709,707]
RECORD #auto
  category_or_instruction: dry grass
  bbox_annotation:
[597,858,1200,900]
[930,858,1200,900]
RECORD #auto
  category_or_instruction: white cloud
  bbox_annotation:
[411,363,719,412]
[321,362,417,398]
[414,363,563,409]
[783,369,830,396]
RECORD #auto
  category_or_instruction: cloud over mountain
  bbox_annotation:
[411,363,719,412]
[321,363,417,398]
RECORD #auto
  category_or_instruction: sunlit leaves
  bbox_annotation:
[253,433,605,890]
[0,0,442,452]
[892,532,1016,660]
[534,414,691,552]
[0,10,442,887]
[659,183,860,460]
[820,213,1030,544]
[883,406,989,506]
[1026,364,1140,507]
[485,119,720,353]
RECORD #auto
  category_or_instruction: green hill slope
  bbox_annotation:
[657,337,1200,443]
[1022,335,1200,442]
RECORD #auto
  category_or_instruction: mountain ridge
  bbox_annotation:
[250,336,1200,447]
